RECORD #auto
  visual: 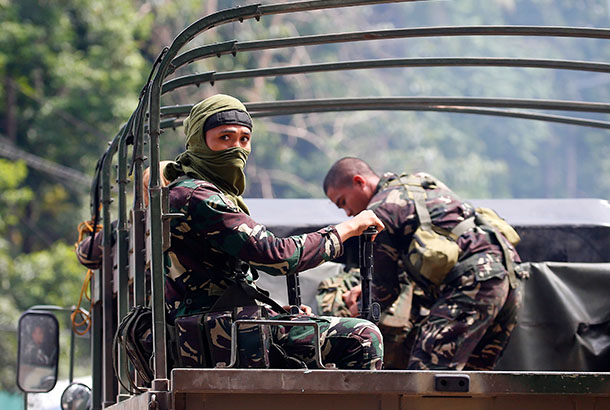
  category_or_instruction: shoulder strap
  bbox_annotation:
[167,174,191,189]
[451,217,476,238]
[208,277,287,314]
[190,263,287,314]
[395,174,433,228]
[475,214,518,289]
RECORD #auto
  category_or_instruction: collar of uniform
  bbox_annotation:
[376,172,400,193]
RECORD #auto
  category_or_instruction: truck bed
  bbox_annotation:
[108,369,610,410]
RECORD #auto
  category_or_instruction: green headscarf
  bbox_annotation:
[164,94,252,214]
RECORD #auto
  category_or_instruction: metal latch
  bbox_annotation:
[434,374,470,392]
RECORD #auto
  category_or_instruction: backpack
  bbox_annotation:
[389,173,520,287]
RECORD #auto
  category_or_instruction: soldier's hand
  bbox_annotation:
[299,304,313,316]
[335,210,384,242]
[283,304,313,316]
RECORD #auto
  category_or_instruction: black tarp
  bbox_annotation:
[496,262,610,371]
[249,198,610,371]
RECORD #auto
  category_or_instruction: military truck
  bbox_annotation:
[16,1,610,409]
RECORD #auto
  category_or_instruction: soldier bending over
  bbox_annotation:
[322,157,527,370]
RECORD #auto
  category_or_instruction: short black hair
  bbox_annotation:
[323,157,378,194]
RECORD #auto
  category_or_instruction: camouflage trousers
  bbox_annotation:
[174,306,383,370]
[407,269,522,370]
[271,313,384,370]
[316,267,523,370]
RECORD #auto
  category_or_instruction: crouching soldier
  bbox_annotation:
[321,157,528,370]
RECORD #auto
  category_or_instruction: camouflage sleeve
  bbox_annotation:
[368,188,418,310]
[186,183,343,276]
[76,230,103,269]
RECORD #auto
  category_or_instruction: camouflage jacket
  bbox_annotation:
[368,172,521,309]
[75,221,117,270]
[164,177,343,323]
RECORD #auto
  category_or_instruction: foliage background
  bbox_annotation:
[0,0,609,395]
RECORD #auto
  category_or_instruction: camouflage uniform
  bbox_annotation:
[76,224,113,270]
[316,269,361,318]
[165,177,383,370]
[339,172,523,370]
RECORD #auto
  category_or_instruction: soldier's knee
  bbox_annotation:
[353,319,385,369]
[323,316,385,369]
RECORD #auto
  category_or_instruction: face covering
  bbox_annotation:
[164,94,253,214]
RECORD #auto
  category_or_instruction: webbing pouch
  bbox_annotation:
[234,305,272,368]
[203,310,233,367]
[406,225,460,285]
[203,305,272,368]
[174,313,208,368]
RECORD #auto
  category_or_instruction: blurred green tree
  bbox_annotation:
[0,0,147,252]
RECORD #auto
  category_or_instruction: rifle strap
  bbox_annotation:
[401,175,433,228]
[201,275,287,315]
[482,218,518,289]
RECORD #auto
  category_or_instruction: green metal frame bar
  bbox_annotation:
[91,80,156,409]
[87,161,104,410]
[99,134,121,408]
[88,40,169,408]
[130,97,148,309]
[170,26,610,72]
[146,1,264,387]
[250,106,610,130]
[244,97,610,113]
[162,57,610,94]
[116,119,135,400]
[159,98,610,130]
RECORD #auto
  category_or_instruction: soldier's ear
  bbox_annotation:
[353,174,366,188]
